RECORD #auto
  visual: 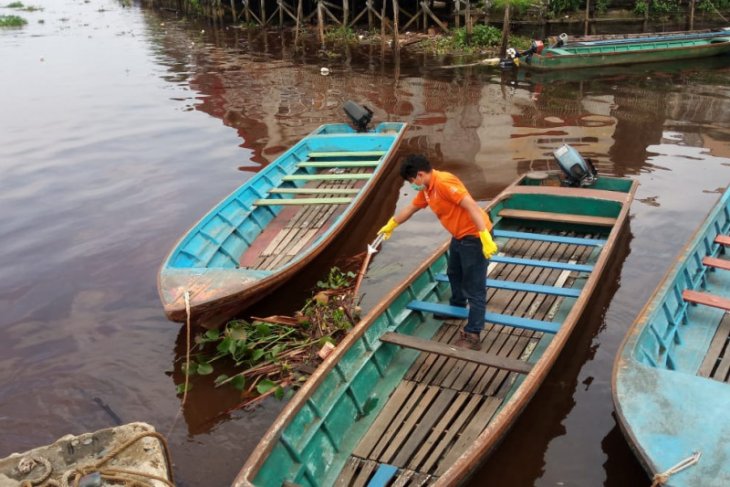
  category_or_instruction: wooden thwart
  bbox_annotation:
[308,151,386,158]
[269,188,360,195]
[254,197,353,206]
[498,208,617,227]
[380,332,533,374]
[297,161,380,168]
[703,256,730,271]
[683,289,730,312]
[715,235,730,246]
[283,174,372,181]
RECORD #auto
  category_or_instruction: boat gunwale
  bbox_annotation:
[611,187,730,478]
[233,173,637,487]
[157,122,408,322]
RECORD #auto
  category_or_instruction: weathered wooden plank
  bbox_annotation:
[498,208,617,227]
[715,234,730,246]
[352,381,417,458]
[698,312,730,378]
[335,457,361,487]
[378,385,440,464]
[283,174,372,181]
[381,333,532,374]
[308,151,385,158]
[254,197,353,205]
[269,187,360,195]
[703,256,730,271]
[392,388,458,467]
[297,161,380,168]
[683,289,730,312]
[434,274,581,298]
[351,460,378,487]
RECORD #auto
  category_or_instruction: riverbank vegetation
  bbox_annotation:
[0,14,26,26]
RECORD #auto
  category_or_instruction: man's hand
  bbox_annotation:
[479,229,498,259]
[377,217,399,240]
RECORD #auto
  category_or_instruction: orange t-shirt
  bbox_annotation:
[412,170,492,239]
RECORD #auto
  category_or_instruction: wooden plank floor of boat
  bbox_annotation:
[698,312,730,382]
[336,228,598,486]
[238,168,368,270]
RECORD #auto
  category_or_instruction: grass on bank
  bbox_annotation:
[4,2,42,11]
[0,14,26,26]
[426,24,532,55]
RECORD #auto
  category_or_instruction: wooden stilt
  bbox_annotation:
[584,0,590,36]
[367,0,373,30]
[230,0,237,22]
[318,0,325,46]
[279,0,284,27]
[499,3,510,57]
[392,0,400,53]
[295,0,303,42]
[466,0,471,42]
[689,0,695,30]
[455,0,460,28]
[343,0,349,28]
[380,0,386,45]
[260,0,267,25]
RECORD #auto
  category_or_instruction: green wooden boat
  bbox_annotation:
[523,36,730,70]
[234,157,637,486]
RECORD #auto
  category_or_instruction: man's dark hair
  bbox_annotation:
[399,154,432,180]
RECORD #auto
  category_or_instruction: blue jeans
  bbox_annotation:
[447,236,487,334]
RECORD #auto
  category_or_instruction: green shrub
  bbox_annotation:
[549,0,581,15]
[0,14,26,26]
[453,24,501,48]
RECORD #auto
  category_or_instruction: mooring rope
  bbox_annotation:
[18,455,53,487]
[182,290,192,406]
[650,451,701,487]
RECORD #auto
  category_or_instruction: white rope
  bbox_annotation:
[182,291,192,406]
[650,451,701,487]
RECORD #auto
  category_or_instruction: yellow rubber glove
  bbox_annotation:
[479,229,498,259]
[377,217,399,240]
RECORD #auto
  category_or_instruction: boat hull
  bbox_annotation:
[613,188,730,486]
[235,173,637,486]
[526,39,730,70]
[158,122,407,327]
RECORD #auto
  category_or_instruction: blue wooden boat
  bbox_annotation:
[613,187,730,486]
[158,120,407,325]
[234,157,637,486]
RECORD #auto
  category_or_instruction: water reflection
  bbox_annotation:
[2,1,730,485]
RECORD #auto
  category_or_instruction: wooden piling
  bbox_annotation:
[317,0,325,46]
[392,0,400,53]
[584,0,590,36]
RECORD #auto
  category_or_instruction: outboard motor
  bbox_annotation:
[343,100,373,132]
[553,144,598,187]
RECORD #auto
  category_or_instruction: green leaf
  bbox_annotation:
[256,378,277,395]
[252,348,265,361]
[274,386,285,400]
[181,361,197,376]
[255,322,271,337]
[231,375,246,391]
[176,383,192,394]
[214,374,229,386]
[217,337,235,354]
[204,329,220,341]
[197,362,214,375]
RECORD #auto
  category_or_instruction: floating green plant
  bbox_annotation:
[0,14,26,26]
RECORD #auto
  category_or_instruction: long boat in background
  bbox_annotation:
[158,105,406,326]
[613,187,730,486]
[234,147,637,486]
[566,27,730,46]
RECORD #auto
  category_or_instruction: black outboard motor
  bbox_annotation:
[553,144,598,187]
[343,101,373,132]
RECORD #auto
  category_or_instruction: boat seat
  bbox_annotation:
[715,235,730,246]
[307,151,386,158]
[380,332,533,374]
[268,188,360,195]
[489,255,593,273]
[282,174,371,181]
[703,256,730,271]
[407,300,561,334]
[493,229,606,247]
[297,160,380,168]
[434,274,581,298]
[497,208,617,227]
[253,197,352,206]
[683,289,730,312]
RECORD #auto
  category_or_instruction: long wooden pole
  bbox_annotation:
[392,0,400,54]
[318,0,325,46]
[499,3,510,57]
[689,0,695,30]
[343,0,349,29]
[584,0,590,36]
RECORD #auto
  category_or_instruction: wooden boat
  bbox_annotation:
[566,27,730,47]
[613,188,730,486]
[522,35,730,70]
[234,162,637,486]
[158,120,407,325]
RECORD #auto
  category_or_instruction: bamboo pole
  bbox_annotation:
[380,0,386,45]
[689,0,695,30]
[261,0,266,25]
[279,0,283,27]
[343,0,349,29]
[367,0,373,30]
[295,0,302,42]
[499,2,510,57]
[230,0,237,21]
[584,0,590,36]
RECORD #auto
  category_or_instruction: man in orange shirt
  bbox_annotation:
[378,155,497,350]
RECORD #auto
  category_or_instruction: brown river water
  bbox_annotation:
[2,1,730,485]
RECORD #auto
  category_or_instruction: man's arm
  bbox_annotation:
[393,202,422,225]
[458,195,487,231]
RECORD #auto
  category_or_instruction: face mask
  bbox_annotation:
[410,182,425,191]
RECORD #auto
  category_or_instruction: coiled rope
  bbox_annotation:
[650,451,701,487]
[18,431,175,487]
